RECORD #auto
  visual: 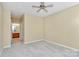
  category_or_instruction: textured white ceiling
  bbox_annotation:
[2,2,79,17]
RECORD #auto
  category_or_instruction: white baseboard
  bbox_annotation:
[24,39,44,44]
[0,48,3,56]
[45,40,79,52]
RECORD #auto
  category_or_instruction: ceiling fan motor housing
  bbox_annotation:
[40,5,45,9]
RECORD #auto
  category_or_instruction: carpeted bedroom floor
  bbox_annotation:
[0,40,78,57]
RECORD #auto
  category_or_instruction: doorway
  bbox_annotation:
[11,23,20,44]
[11,15,24,45]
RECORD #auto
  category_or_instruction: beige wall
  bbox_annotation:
[11,16,21,23]
[0,3,3,54]
[20,16,24,40]
[24,14,43,43]
[2,8,11,48]
[44,5,79,49]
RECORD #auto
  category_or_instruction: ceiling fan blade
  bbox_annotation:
[43,8,48,12]
[32,6,40,8]
[40,2,44,5]
[45,4,53,7]
[37,8,41,12]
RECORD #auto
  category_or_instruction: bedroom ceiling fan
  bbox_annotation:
[32,2,53,12]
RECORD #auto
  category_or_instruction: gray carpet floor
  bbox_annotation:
[0,41,78,57]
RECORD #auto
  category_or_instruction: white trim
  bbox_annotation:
[45,40,79,52]
[24,39,44,44]
[3,44,11,48]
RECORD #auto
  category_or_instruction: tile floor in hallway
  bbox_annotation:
[12,38,20,44]
[0,40,78,57]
